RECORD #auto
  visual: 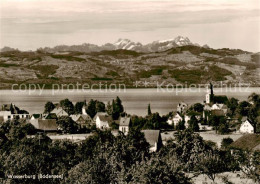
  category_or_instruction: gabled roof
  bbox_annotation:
[98,115,113,122]
[141,130,161,147]
[93,112,108,120]
[30,119,57,131]
[70,114,81,122]
[51,107,68,116]
[119,117,131,126]
[70,114,92,122]
[241,116,248,122]
[230,134,260,151]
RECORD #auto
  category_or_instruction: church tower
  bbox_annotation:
[206,83,214,104]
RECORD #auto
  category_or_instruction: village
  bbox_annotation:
[0,86,259,183]
[0,84,259,152]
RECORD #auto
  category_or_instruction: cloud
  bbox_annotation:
[1,0,259,51]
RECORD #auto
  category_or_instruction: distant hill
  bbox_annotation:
[0,44,259,89]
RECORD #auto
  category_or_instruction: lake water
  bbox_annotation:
[0,88,259,116]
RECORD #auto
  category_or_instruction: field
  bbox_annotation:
[192,172,254,184]
[161,131,244,147]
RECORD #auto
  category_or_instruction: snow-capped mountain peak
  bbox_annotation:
[173,36,192,46]
[114,39,142,50]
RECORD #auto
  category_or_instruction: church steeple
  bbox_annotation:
[206,83,214,104]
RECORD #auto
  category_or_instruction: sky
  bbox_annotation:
[0,0,260,52]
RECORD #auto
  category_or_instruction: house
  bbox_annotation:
[211,104,228,114]
[203,103,228,121]
[93,112,108,122]
[30,119,58,132]
[50,107,68,117]
[167,113,183,126]
[95,113,113,129]
[119,117,131,135]
[230,134,260,151]
[0,111,12,122]
[0,111,30,121]
[239,117,255,134]
[177,102,188,114]
[141,130,162,152]
[70,114,93,127]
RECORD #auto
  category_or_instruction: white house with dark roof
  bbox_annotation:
[240,117,255,134]
[167,113,183,127]
[95,113,113,129]
[141,130,162,152]
[119,117,131,135]
[93,112,108,122]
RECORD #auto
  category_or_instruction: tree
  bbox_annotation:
[248,93,260,107]
[188,115,200,132]
[209,115,228,134]
[66,130,151,184]
[218,122,229,134]
[115,96,124,113]
[95,101,105,113]
[234,150,260,183]
[147,103,152,116]
[60,99,75,115]
[130,157,191,184]
[197,150,226,182]
[192,103,204,113]
[74,101,85,114]
[57,116,79,133]
[176,120,186,130]
[227,97,239,116]
[111,97,124,120]
[44,101,55,114]
[86,99,97,118]
[106,101,113,115]
[221,137,233,149]
[86,99,106,118]
[236,101,251,117]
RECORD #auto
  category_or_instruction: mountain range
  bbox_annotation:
[0,36,259,89]
[1,36,207,53]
